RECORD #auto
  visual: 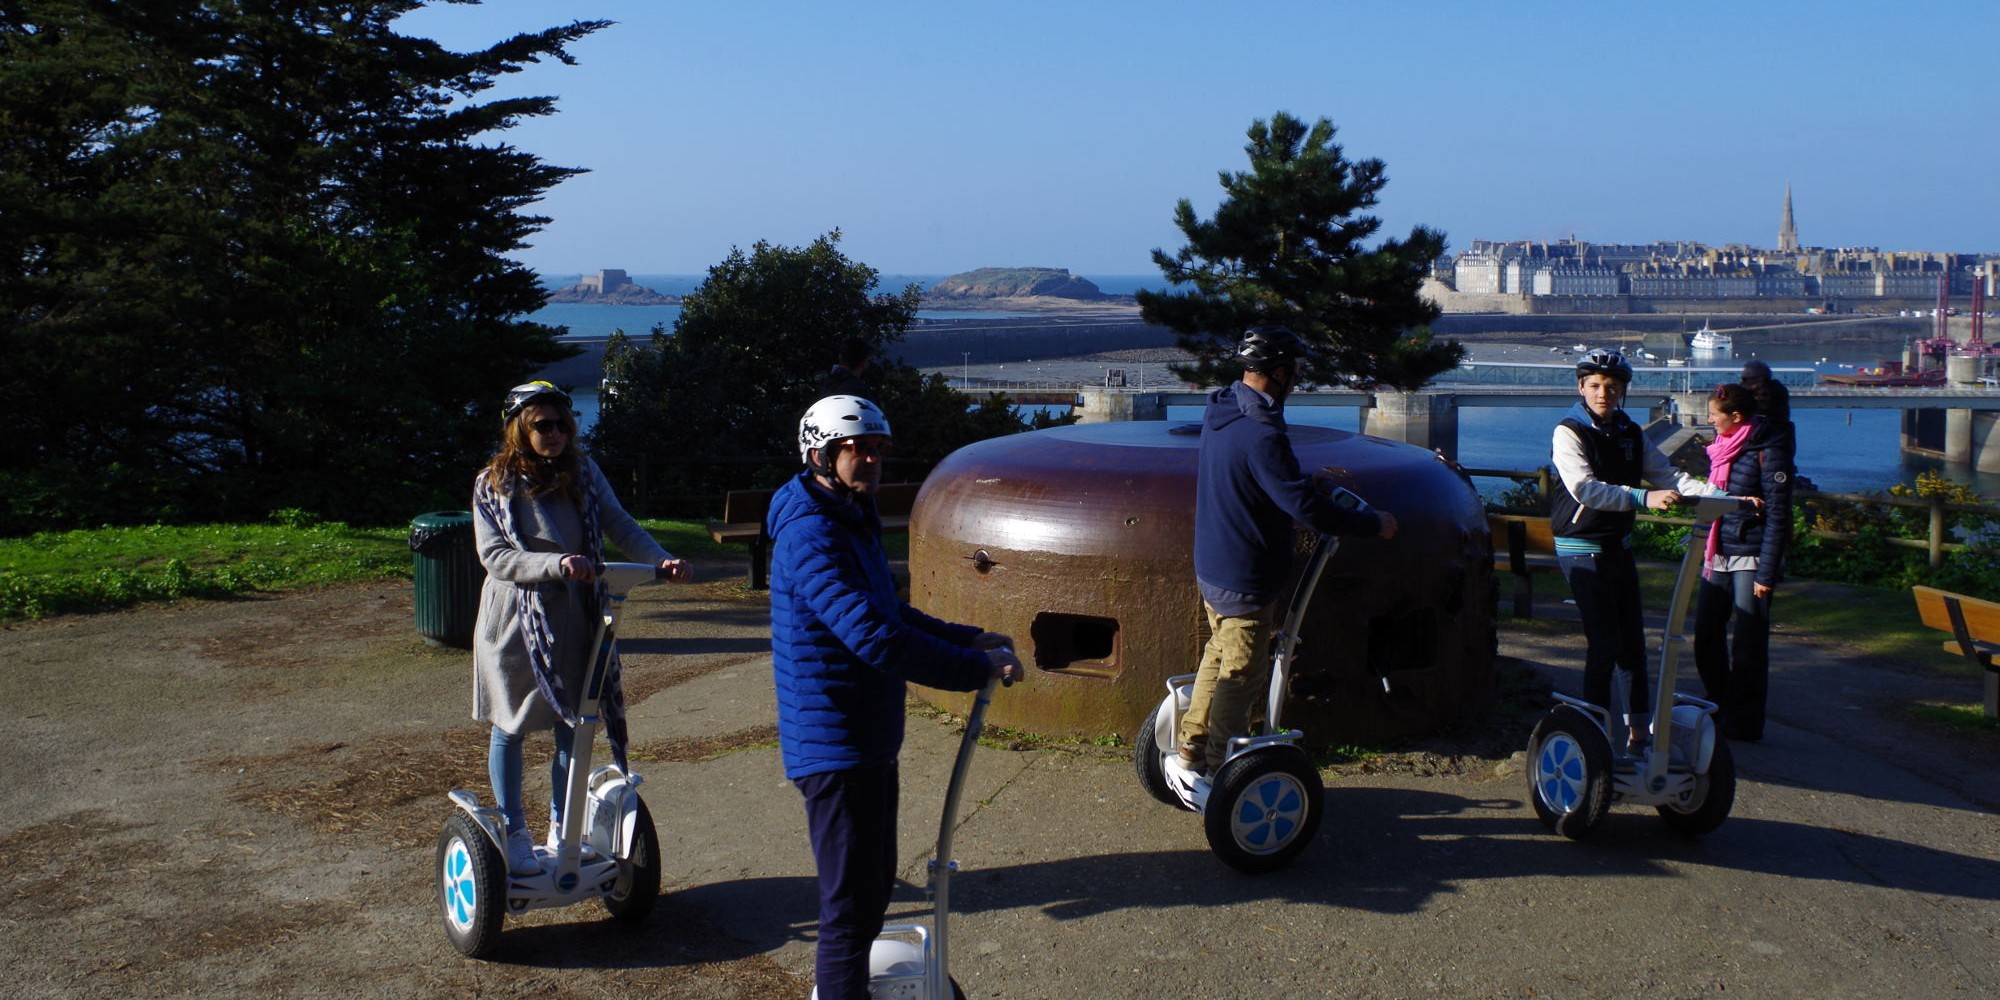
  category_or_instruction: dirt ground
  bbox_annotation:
[2,559,1994,999]
[0,562,807,1000]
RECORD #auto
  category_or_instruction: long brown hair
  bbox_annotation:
[1711,382,1757,422]
[482,403,582,500]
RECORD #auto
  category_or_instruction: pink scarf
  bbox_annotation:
[1703,420,1753,576]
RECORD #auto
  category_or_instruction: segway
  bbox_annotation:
[437,562,669,958]
[1132,487,1372,873]
[816,666,1015,1000]
[1527,494,1744,839]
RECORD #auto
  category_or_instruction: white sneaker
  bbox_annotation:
[1162,754,1211,810]
[546,821,562,851]
[506,828,542,875]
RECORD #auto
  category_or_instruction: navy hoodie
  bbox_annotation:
[766,471,991,780]
[1193,382,1383,603]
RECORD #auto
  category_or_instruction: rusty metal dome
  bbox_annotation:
[908,420,1496,746]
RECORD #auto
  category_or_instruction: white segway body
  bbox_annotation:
[1133,487,1369,873]
[1528,495,1741,839]
[438,562,668,958]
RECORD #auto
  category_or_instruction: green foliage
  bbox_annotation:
[0,515,719,619]
[0,1,601,533]
[590,231,1054,506]
[1137,111,1462,391]
[0,520,410,619]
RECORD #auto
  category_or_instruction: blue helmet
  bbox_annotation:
[1575,349,1632,383]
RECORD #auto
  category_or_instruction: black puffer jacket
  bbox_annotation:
[1712,416,1795,588]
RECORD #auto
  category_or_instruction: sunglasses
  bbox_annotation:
[840,438,890,459]
[528,418,570,435]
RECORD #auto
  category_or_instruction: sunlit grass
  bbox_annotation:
[0,515,722,620]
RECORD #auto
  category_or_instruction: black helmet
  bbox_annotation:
[1235,325,1311,373]
[502,380,572,421]
[1575,349,1632,383]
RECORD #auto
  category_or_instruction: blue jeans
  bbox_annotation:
[1694,568,1771,739]
[487,723,576,834]
[796,763,899,1000]
[1559,548,1653,727]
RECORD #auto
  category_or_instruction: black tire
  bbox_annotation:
[1202,746,1324,873]
[1656,734,1736,835]
[1132,697,1190,810]
[1527,707,1614,839]
[603,797,662,922]
[950,978,966,1000]
[437,812,507,958]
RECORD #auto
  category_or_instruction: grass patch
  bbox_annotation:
[1909,701,2000,735]
[1634,560,1968,674]
[0,515,721,621]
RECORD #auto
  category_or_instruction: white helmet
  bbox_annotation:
[798,395,891,464]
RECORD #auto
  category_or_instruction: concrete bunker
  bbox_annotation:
[908,420,1498,746]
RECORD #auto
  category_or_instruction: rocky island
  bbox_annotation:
[923,267,1136,311]
[543,268,679,305]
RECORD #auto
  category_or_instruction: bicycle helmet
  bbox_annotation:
[502,380,572,420]
[1235,325,1312,373]
[799,394,892,472]
[1574,349,1633,383]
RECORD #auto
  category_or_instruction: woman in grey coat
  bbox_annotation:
[471,381,690,874]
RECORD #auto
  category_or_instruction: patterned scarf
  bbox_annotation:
[1702,420,1753,579]
[474,462,631,773]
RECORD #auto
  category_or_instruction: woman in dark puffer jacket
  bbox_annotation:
[1692,383,1794,742]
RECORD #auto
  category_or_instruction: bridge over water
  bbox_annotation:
[991,360,2000,472]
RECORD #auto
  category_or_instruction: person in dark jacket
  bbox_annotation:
[1165,326,1397,796]
[768,394,1023,1000]
[1693,383,1793,742]
[1552,349,1726,755]
[818,337,874,399]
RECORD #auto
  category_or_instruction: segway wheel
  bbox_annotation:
[1528,707,1613,839]
[1203,747,1324,873]
[438,812,506,958]
[1656,735,1735,835]
[1132,697,1191,810]
[603,797,662,922]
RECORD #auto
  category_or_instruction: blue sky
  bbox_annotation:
[396,1,2000,278]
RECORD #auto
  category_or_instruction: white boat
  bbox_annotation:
[1690,321,1732,353]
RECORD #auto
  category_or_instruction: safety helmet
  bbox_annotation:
[1575,349,1633,383]
[798,395,892,465]
[1234,325,1312,373]
[502,380,572,421]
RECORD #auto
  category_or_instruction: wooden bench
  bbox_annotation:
[1911,585,2000,719]
[1489,514,1562,618]
[707,481,921,589]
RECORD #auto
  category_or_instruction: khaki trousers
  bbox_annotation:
[1177,600,1279,771]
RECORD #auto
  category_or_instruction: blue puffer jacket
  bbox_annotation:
[766,471,990,780]
[1194,382,1384,601]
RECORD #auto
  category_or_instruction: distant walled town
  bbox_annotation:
[1429,187,2000,315]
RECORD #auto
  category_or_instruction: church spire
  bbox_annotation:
[1778,183,1799,253]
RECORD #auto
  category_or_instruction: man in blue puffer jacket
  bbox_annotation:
[768,394,1024,1000]
[1167,326,1398,796]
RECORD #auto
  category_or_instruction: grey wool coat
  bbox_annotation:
[471,456,668,735]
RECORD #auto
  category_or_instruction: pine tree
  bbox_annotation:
[0,0,603,529]
[1138,111,1463,391]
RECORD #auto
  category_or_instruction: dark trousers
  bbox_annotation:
[795,763,899,1000]
[1694,568,1771,739]
[1559,548,1653,723]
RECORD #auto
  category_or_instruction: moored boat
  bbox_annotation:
[1689,321,1732,353]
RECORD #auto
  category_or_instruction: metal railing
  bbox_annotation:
[1463,465,1993,568]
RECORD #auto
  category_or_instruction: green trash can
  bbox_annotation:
[410,510,485,648]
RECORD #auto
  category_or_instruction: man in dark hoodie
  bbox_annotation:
[767,394,1024,1000]
[1165,326,1397,797]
